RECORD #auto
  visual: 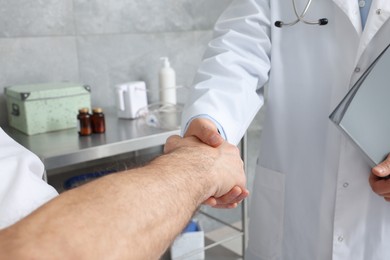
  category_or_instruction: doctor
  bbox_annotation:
[182,0,390,259]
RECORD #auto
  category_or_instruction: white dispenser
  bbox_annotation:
[115,81,148,119]
[159,57,176,105]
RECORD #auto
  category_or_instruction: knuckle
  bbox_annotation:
[166,134,179,143]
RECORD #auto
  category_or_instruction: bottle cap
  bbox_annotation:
[79,107,89,113]
[93,107,103,113]
[160,57,171,68]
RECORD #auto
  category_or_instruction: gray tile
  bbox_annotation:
[74,0,233,34]
[77,31,212,108]
[0,96,7,127]
[0,37,79,126]
[0,0,75,37]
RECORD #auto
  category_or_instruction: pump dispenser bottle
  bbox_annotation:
[159,57,176,105]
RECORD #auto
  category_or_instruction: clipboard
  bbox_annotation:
[329,44,390,167]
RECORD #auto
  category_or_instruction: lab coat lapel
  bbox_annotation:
[355,0,390,62]
[359,0,390,52]
[332,0,362,34]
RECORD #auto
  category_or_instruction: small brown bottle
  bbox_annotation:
[91,107,106,134]
[77,108,92,136]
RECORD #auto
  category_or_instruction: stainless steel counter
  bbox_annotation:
[4,107,180,171]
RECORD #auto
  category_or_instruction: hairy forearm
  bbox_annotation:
[0,149,214,260]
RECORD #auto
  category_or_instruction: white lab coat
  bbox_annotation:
[0,128,58,228]
[182,0,390,259]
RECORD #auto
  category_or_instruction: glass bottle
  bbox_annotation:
[77,108,92,136]
[91,107,106,134]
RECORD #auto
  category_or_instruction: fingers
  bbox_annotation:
[369,173,390,202]
[372,154,390,178]
[212,203,239,209]
[184,118,224,147]
[203,186,250,209]
[203,197,217,207]
[215,187,249,207]
[370,154,390,201]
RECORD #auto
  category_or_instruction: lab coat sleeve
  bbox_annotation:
[181,0,271,144]
[0,128,58,228]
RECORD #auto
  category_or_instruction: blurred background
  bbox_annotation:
[0,0,234,126]
[0,1,264,258]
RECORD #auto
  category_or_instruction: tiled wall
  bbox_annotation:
[0,0,233,127]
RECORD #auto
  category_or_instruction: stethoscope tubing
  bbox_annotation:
[275,0,328,27]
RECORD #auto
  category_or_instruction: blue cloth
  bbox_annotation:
[183,220,199,233]
[359,0,372,28]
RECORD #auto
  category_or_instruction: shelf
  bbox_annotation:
[4,107,180,172]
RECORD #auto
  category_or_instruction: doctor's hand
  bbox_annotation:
[369,154,390,202]
[182,118,249,208]
[163,135,247,207]
[184,117,225,147]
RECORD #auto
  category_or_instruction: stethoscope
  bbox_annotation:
[275,0,328,28]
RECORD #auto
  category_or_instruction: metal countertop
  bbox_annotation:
[4,107,180,171]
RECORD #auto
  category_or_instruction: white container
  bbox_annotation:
[170,220,205,260]
[115,81,148,119]
[159,57,176,105]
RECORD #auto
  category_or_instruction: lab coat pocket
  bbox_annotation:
[247,165,285,260]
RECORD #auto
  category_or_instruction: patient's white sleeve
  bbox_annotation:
[0,128,58,228]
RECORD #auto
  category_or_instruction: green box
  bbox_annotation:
[5,82,91,135]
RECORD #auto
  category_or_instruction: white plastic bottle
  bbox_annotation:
[159,57,176,105]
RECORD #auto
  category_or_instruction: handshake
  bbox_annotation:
[0,117,248,260]
[164,117,249,208]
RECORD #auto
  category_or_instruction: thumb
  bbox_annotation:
[372,154,390,178]
[184,118,224,147]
